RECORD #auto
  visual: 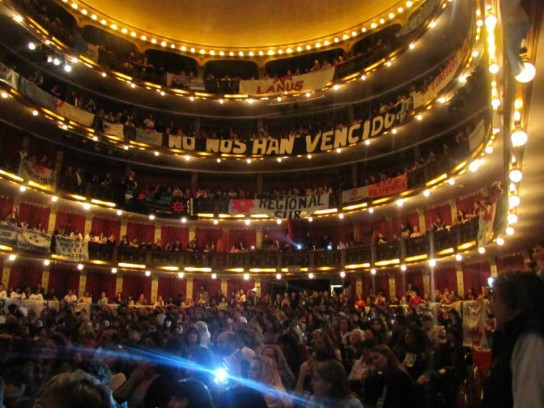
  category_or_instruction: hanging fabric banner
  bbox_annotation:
[239,68,335,96]
[229,194,329,219]
[17,229,52,252]
[18,160,57,191]
[54,236,89,261]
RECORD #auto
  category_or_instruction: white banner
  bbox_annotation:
[0,64,19,89]
[169,134,183,149]
[54,100,94,127]
[0,224,18,246]
[229,194,329,219]
[342,186,369,203]
[17,229,51,252]
[136,128,163,146]
[18,160,57,191]
[55,236,89,261]
[239,68,335,96]
[103,122,125,138]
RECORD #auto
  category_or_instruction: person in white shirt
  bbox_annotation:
[28,290,44,301]
[78,291,92,304]
[10,288,26,300]
[64,289,78,303]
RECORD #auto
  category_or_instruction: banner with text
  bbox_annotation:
[342,174,408,203]
[104,122,125,138]
[17,229,52,252]
[229,194,329,219]
[239,68,335,96]
[54,236,89,261]
[54,99,94,127]
[135,128,163,146]
[0,224,18,247]
[18,160,57,191]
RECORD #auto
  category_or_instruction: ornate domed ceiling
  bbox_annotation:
[76,0,401,48]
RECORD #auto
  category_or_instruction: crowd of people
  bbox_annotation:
[0,275,499,408]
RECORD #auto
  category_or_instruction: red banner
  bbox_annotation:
[366,174,408,198]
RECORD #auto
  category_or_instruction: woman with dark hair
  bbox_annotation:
[166,379,215,408]
[308,359,363,407]
[183,326,201,355]
[367,344,416,408]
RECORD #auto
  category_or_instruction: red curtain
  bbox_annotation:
[85,270,116,300]
[263,227,288,246]
[228,229,256,250]
[496,254,526,272]
[8,261,43,290]
[227,277,255,296]
[157,276,186,302]
[192,277,221,300]
[195,228,224,251]
[18,203,50,230]
[122,273,151,300]
[405,269,424,297]
[463,262,491,296]
[161,226,189,248]
[362,275,373,297]
[434,266,457,292]
[0,197,13,220]
[126,223,155,244]
[457,194,482,215]
[424,204,452,230]
[392,212,419,235]
[47,267,80,296]
[26,138,57,165]
[55,211,85,234]
[395,272,405,299]
[91,218,121,241]
[374,274,389,296]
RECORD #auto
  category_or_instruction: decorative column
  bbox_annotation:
[41,269,50,292]
[189,226,196,242]
[154,223,162,245]
[449,199,458,226]
[186,277,194,302]
[78,272,87,296]
[255,278,261,298]
[489,259,498,278]
[417,209,426,234]
[221,278,228,297]
[356,276,363,297]
[256,225,263,248]
[422,272,430,299]
[1,265,11,286]
[47,207,57,234]
[151,276,158,303]
[120,219,128,238]
[388,274,396,300]
[54,150,64,175]
[115,274,123,294]
[84,214,93,237]
[455,263,465,297]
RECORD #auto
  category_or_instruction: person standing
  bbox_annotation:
[483,271,544,408]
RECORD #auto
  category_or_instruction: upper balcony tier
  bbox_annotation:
[0,0,475,112]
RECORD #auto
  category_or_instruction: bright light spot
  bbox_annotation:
[116,210,123,216]
[213,219,219,225]
[506,226,515,236]
[178,272,185,279]
[396,199,404,207]
[245,219,251,226]
[243,273,249,281]
[111,268,117,274]
[276,273,282,280]
[28,42,36,50]
[496,237,505,246]
[485,145,493,154]
[308,217,313,222]
[145,270,151,277]
[19,186,27,192]
[448,178,456,186]
[478,247,486,254]
[400,264,407,272]
[369,207,374,214]
[214,368,228,384]
[423,190,430,197]
[485,14,497,28]
[371,268,377,275]
[276,219,282,225]
[489,63,500,74]
[409,43,415,50]
[416,114,423,121]
[77,264,84,270]
[52,196,58,202]
[340,271,346,278]
[507,213,518,224]
[511,130,528,147]
[509,169,522,183]
[515,62,536,83]
[455,253,463,262]
[44,260,51,266]
[338,213,344,219]
[487,277,495,287]
[1,92,8,99]
[181,217,187,223]
[365,139,370,145]
[8,254,16,261]
[508,195,520,208]
[429,259,437,267]
[308,273,314,279]
[82,203,91,210]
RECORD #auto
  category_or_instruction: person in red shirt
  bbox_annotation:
[408,290,422,307]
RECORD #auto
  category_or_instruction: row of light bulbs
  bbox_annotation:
[60,0,422,57]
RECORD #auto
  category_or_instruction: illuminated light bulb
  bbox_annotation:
[478,247,486,254]
[416,114,423,121]
[506,226,515,236]
[385,61,392,67]
[181,217,187,223]
[91,14,97,20]
[44,259,51,266]
[130,83,136,88]
[307,154,312,159]
[507,213,518,224]
[111,267,117,274]
[509,169,523,183]
[243,273,249,280]
[219,99,224,104]
[429,259,437,268]
[423,189,430,197]
[392,128,398,134]
[189,96,195,102]
[116,209,123,216]
[396,199,404,207]
[145,270,151,277]
[472,50,479,57]
[245,219,251,226]
[485,14,497,28]
[513,111,521,122]
[149,214,156,221]
[400,264,407,272]
[455,253,463,262]
[438,97,447,104]
[184,155,190,161]
[409,43,415,49]
[247,98,254,104]
[154,151,159,156]
[448,178,456,186]
[122,28,128,34]
[511,130,528,147]
[515,62,536,83]
[100,19,107,25]
[333,84,340,91]
[178,272,185,279]
[276,273,282,280]
[361,75,367,80]
[53,58,61,66]
[469,160,481,172]
[485,145,493,154]
[8,254,17,261]
[365,139,370,145]
[371,268,377,275]
[32,110,39,116]
[489,63,500,74]
[276,219,282,225]
[101,72,107,77]
[82,203,91,210]
[428,21,436,28]
[308,273,314,279]
[369,207,374,214]
[338,213,344,220]
[458,75,467,84]
[336,148,342,153]
[77,264,84,270]
[305,92,311,98]
[1,92,8,99]
[28,42,36,50]
[340,271,346,278]
[247,158,252,164]
[491,98,501,109]
[308,217,313,222]
[509,195,520,208]
[19,186,27,192]
[496,237,505,246]
[213,219,219,225]
[52,196,58,202]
